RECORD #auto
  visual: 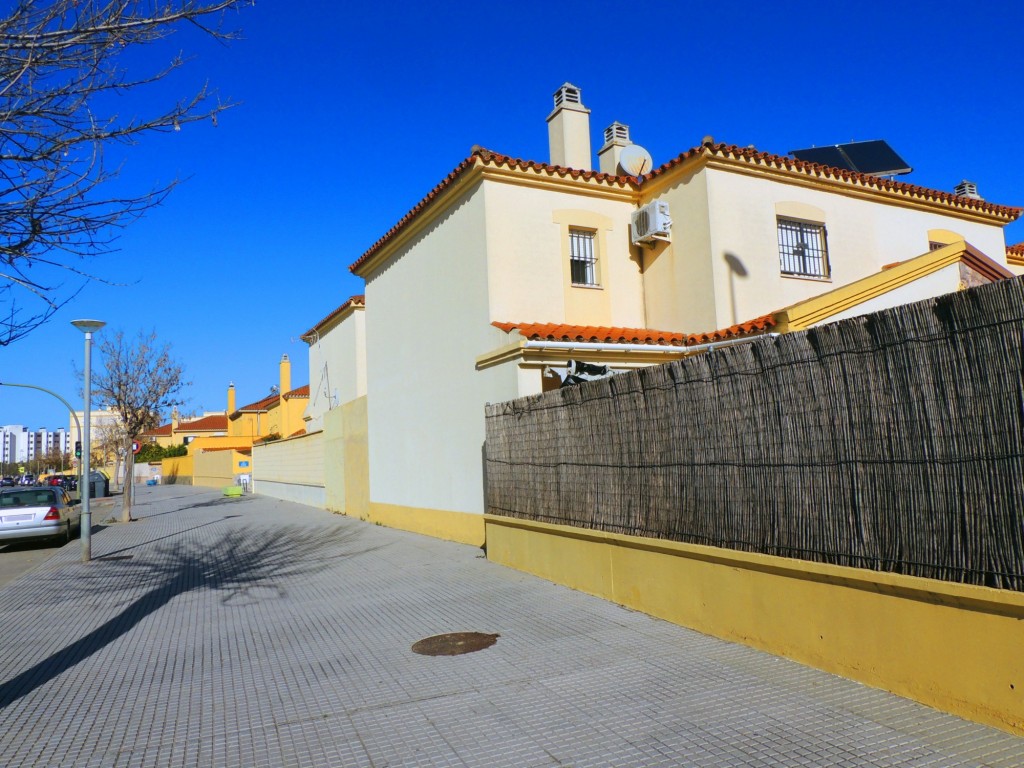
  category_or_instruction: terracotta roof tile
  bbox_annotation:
[685,314,777,345]
[648,143,1022,220]
[177,414,228,432]
[289,428,306,437]
[350,149,632,275]
[140,423,172,437]
[1008,242,1024,264]
[350,142,1020,278]
[302,295,365,340]
[231,393,279,417]
[283,384,309,400]
[494,321,687,346]
[495,316,777,350]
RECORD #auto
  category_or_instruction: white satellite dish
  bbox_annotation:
[618,144,654,178]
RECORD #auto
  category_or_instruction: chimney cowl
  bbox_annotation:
[546,83,592,171]
[954,180,983,200]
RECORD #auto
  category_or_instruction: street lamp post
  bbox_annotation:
[72,319,105,562]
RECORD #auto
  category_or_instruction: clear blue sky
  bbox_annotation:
[3,0,1023,430]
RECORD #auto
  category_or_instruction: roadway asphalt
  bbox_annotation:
[0,484,1020,767]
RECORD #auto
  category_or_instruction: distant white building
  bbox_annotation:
[0,425,28,464]
[1,424,72,468]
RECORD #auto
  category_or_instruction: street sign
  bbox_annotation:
[132,440,141,455]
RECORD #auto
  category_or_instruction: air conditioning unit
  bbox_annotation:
[630,200,672,245]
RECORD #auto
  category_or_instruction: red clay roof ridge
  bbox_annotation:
[647,143,1022,219]
[350,149,640,274]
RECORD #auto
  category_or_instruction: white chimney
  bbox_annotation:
[598,122,631,175]
[954,180,983,200]
[547,83,591,171]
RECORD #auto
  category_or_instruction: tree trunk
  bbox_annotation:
[120,452,134,522]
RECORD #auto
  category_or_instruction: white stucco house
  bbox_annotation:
[301,83,1021,546]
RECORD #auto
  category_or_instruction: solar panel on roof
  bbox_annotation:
[789,140,912,177]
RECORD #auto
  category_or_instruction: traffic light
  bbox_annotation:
[74,441,82,459]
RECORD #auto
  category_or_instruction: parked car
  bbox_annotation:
[19,474,36,486]
[0,477,14,487]
[0,487,81,544]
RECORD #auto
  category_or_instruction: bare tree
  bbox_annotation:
[90,328,187,521]
[0,0,251,345]
[94,418,131,488]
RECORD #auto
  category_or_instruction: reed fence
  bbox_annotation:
[484,277,1024,590]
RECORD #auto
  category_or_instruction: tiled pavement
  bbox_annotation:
[0,485,1020,768]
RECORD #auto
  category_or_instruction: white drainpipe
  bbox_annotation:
[523,333,779,356]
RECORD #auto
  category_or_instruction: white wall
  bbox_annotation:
[483,181,642,328]
[701,168,1009,333]
[364,182,520,516]
[305,307,366,431]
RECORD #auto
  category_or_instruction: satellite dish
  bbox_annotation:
[618,144,654,178]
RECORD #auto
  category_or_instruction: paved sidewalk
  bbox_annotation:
[0,485,1020,768]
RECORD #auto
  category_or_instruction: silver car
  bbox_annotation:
[0,487,81,544]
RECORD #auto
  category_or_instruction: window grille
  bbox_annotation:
[778,218,829,278]
[569,229,597,286]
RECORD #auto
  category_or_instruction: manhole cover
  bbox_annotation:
[411,632,499,656]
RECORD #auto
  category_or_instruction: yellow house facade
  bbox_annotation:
[338,83,1020,547]
[227,354,309,441]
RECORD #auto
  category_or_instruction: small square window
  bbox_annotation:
[778,218,829,279]
[569,228,598,286]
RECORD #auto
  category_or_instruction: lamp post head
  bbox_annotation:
[71,319,106,334]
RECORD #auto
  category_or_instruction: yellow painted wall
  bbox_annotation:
[485,515,1024,736]
[228,411,261,439]
[160,455,193,485]
[188,435,254,452]
[367,501,484,547]
[342,397,369,518]
[323,405,346,513]
[193,450,234,488]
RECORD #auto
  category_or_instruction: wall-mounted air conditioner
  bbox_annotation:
[630,200,672,245]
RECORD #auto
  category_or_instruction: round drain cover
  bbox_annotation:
[411,632,499,656]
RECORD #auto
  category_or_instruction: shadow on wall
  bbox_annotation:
[0,521,384,709]
[164,465,179,485]
[723,251,749,326]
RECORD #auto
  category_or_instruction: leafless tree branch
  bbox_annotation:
[0,0,252,345]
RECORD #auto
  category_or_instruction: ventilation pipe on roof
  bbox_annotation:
[598,122,631,175]
[547,83,592,171]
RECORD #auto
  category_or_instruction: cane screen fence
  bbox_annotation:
[484,277,1024,590]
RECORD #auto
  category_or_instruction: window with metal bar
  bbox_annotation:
[569,228,598,286]
[777,218,829,278]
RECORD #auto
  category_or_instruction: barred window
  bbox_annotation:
[778,218,829,278]
[569,228,598,286]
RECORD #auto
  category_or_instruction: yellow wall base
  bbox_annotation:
[363,502,485,547]
[484,514,1024,736]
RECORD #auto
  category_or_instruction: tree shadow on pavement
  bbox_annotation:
[0,521,382,710]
